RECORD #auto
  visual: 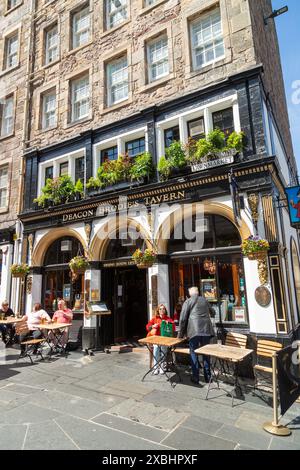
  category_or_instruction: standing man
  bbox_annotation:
[0,300,15,346]
[178,287,215,384]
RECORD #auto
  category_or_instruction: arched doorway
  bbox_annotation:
[101,230,149,343]
[168,214,247,325]
[43,236,85,313]
[291,238,300,324]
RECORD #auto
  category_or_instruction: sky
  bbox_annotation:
[272,0,300,171]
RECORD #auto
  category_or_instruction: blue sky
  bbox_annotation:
[273,0,300,170]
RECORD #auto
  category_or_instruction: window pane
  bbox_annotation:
[72,7,90,49]
[0,167,8,208]
[43,92,56,128]
[191,9,224,70]
[1,97,14,136]
[60,162,69,176]
[212,107,234,137]
[188,118,205,140]
[164,126,180,148]
[125,138,145,157]
[107,56,128,106]
[148,36,169,82]
[75,157,85,182]
[71,76,89,121]
[101,146,118,163]
[107,0,128,29]
[45,25,58,64]
[45,166,53,185]
[6,34,18,69]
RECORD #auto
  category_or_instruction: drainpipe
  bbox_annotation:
[14,0,36,313]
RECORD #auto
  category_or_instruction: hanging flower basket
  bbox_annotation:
[241,236,270,259]
[69,256,89,281]
[10,263,30,278]
[132,248,157,269]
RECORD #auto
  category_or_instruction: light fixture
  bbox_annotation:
[264,6,288,25]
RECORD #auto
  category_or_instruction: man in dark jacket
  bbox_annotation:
[0,300,15,346]
[178,287,215,384]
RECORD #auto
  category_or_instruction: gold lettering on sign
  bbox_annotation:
[62,210,93,222]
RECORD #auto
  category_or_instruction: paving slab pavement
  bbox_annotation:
[0,346,299,450]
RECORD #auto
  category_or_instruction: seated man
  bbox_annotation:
[20,303,51,355]
[0,300,15,346]
[51,300,73,351]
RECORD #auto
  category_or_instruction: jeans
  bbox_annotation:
[189,335,211,382]
[153,345,167,368]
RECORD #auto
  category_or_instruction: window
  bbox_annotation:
[4,33,18,70]
[42,91,56,129]
[125,137,145,157]
[106,0,128,29]
[72,6,90,49]
[71,75,89,122]
[164,126,180,148]
[7,0,19,10]
[75,157,85,183]
[188,118,205,141]
[45,166,53,185]
[0,166,8,209]
[45,24,58,65]
[101,146,118,163]
[190,9,224,70]
[212,107,234,137]
[0,96,14,137]
[60,162,69,176]
[147,35,169,82]
[107,56,128,106]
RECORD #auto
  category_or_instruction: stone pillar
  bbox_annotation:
[0,244,13,305]
[25,272,42,315]
[157,263,170,315]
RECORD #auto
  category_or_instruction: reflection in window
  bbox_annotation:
[164,126,180,148]
[125,137,145,157]
[212,107,234,137]
[101,146,118,163]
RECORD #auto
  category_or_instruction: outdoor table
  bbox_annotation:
[195,343,254,406]
[36,322,72,358]
[0,317,23,345]
[138,336,185,388]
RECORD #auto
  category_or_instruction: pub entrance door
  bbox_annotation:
[101,267,148,343]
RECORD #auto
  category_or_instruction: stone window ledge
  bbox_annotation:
[66,40,93,58]
[0,63,20,78]
[0,132,15,142]
[4,1,23,16]
[64,115,93,129]
[101,19,131,39]
[42,58,60,70]
[101,98,133,115]
[139,73,174,93]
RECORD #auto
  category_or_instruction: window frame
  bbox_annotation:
[71,5,91,50]
[41,89,57,130]
[70,74,90,123]
[4,32,19,70]
[44,23,59,66]
[146,34,169,83]
[125,137,146,158]
[106,0,128,30]
[106,55,129,107]
[0,165,9,210]
[190,8,225,71]
[0,95,14,137]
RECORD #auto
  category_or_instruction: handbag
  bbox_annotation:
[160,320,174,338]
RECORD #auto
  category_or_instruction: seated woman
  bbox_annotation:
[0,300,15,346]
[20,303,51,355]
[146,304,175,375]
[51,300,73,350]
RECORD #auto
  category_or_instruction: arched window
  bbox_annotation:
[43,236,84,312]
[168,214,241,254]
[291,238,300,324]
[104,230,145,260]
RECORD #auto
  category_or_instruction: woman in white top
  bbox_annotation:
[19,303,51,354]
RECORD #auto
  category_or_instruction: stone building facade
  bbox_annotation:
[8,0,300,345]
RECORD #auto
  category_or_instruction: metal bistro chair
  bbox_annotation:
[15,319,46,364]
[253,339,283,392]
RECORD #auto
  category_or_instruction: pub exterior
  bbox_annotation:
[19,63,300,346]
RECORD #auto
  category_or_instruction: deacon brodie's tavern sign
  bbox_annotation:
[61,190,186,223]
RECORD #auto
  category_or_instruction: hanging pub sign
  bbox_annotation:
[285,186,300,228]
[229,170,242,227]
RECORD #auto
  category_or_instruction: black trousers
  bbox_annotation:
[19,330,43,352]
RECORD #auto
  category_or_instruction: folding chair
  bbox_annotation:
[15,320,46,364]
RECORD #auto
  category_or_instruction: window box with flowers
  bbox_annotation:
[132,248,157,269]
[10,263,30,278]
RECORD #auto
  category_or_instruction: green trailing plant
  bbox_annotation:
[165,141,187,168]
[227,131,246,152]
[158,156,172,181]
[69,255,90,282]
[34,176,76,207]
[74,179,84,198]
[130,152,154,181]
[207,128,226,149]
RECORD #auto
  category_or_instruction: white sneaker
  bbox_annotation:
[153,368,159,375]
[159,367,165,375]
